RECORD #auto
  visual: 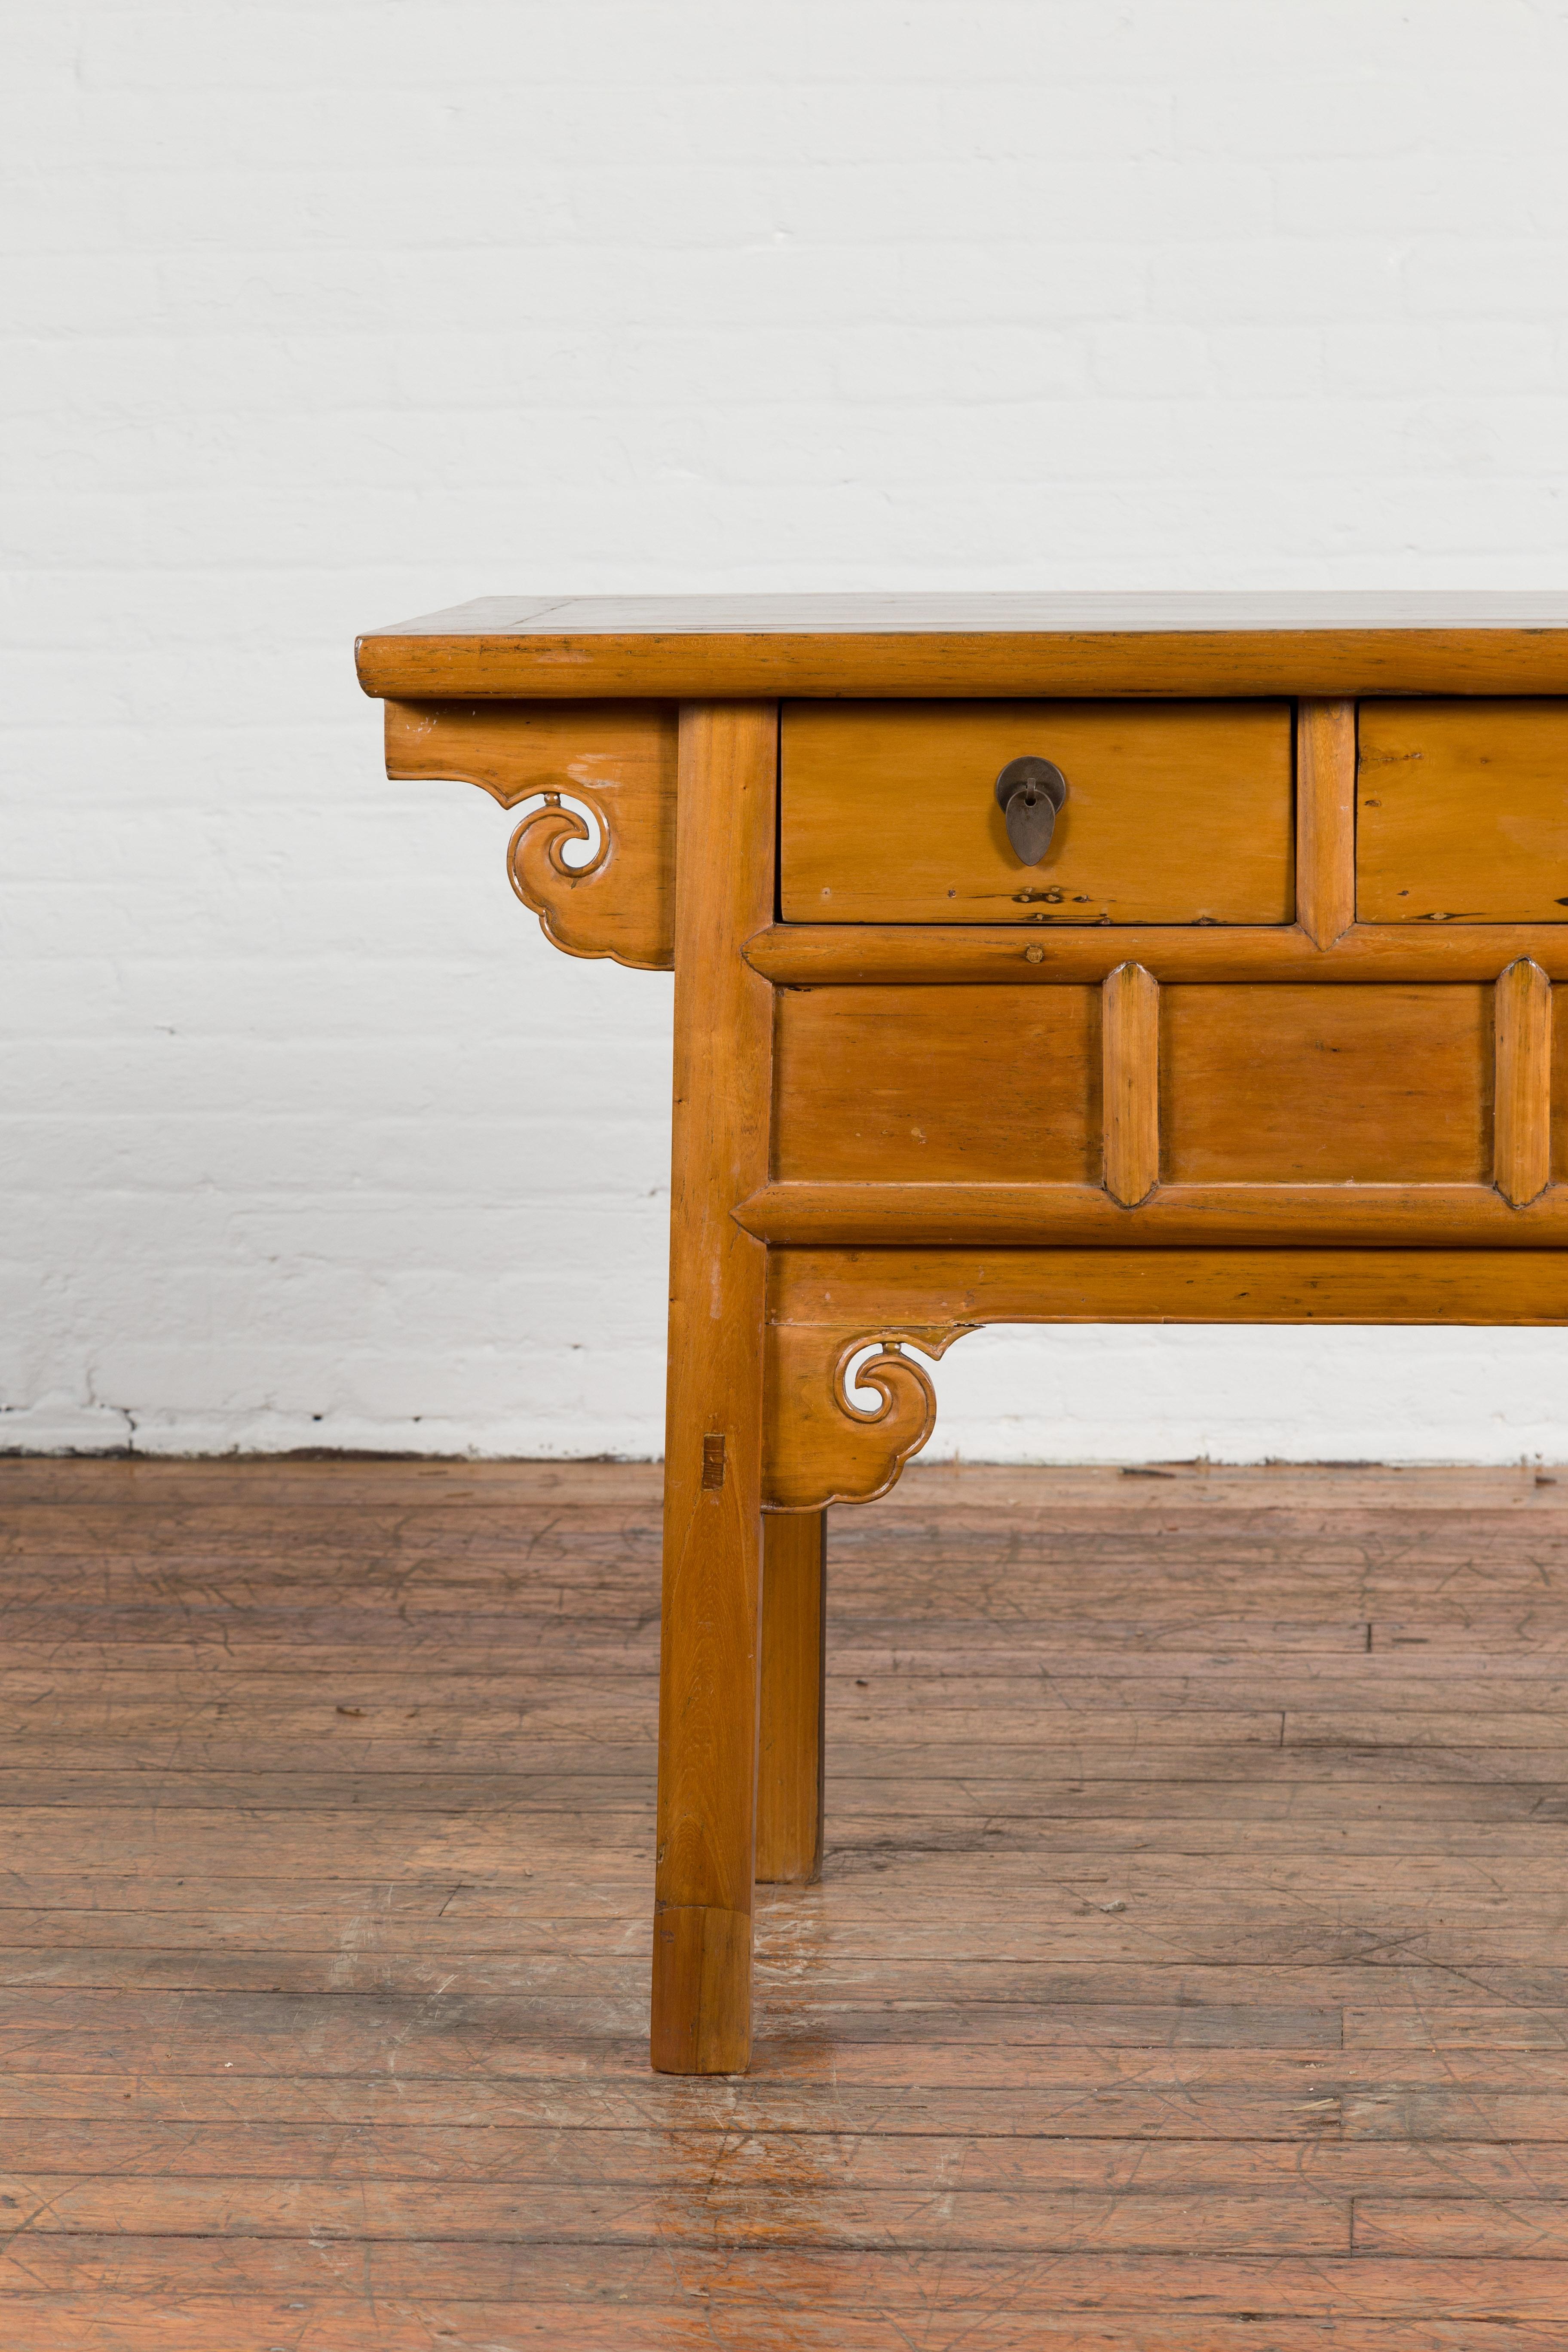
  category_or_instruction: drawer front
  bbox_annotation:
[780,700,1294,925]
[1359,698,1568,922]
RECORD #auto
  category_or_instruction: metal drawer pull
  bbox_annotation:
[995,756,1067,865]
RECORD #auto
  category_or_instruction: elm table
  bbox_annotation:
[358,592,1568,2074]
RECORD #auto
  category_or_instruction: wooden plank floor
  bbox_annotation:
[1,1459,1567,2348]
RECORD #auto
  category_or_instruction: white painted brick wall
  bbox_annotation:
[7,0,1568,1462]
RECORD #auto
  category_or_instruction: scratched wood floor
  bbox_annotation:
[2,1460,1568,2348]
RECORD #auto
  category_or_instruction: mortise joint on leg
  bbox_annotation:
[701,1433,726,1489]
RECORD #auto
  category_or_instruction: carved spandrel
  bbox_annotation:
[766,1321,967,1511]
[384,698,677,970]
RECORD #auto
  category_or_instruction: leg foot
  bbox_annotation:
[651,1901,753,2074]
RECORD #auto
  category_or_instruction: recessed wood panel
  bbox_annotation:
[1162,986,1490,1184]
[772,986,1097,1183]
[1359,699,1568,922]
[1549,987,1568,1184]
[780,701,1294,925]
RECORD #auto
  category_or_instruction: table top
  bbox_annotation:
[356,591,1568,701]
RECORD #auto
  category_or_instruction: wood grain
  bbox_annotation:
[652,703,777,2075]
[736,1178,1568,1247]
[1360,700,1568,923]
[1102,963,1159,1205]
[761,1225,1568,1507]
[6,1455,1568,2341]
[772,986,1098,1184]
[779,700,1293,925]
[355,591,1568,698]
[769,1243,1568,1331]
[770,977,1507,1210]
[755,1512,827,1886]
[352,597,1568,2327]
[1295,700,1356,947]
[382,698,677,967]
[766,1327,938,1512]
[747,922,1568,986]
[1494,958,1552,1207]
[1161,984,1490,1183]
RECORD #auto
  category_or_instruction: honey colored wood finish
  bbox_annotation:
[383,698,677,968]
[1161,985,1491,1185]
[763,1248,1568,1511]
[1295,700,1357,948]
[1102,963,1160,1206]
[1360,701,1568,924]
[357,590,1568,698]
[772,1243,1568,1334]
[756,1512,827,1885]
[735,1180,1568,1250]
[767,1326,940,1512]
[776,977,1498,1229]
[773,985,1098,1184]
[652,704,777,2075]
[780,700,1293,925]
[363,597,1568,2076]
[1494,959,1553,1208]
[1550,996,1568,1186]
[748,923,1568,985]
[9,1456,1568,2343]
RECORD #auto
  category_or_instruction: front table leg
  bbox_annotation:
[651,703,778,2075]
[756,1512,828,1885]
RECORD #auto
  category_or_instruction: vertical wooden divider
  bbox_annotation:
[651,703,778,2075]
[756,1512,827,1885]
[1494,957,1552,1208]
[1102,962,1160,1207]
[1296,701,1357,947]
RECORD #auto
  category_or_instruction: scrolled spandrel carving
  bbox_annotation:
[384,699,676,969]
[766,1324,960,1511]
[507,788,612,934]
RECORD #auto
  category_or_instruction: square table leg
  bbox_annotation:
[756,1510,827,1885]
[650,703,777,2076]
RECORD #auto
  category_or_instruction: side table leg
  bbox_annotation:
[650,703,777,2076]
[756,1512,827,1885]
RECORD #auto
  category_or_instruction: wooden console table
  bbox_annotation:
[358,592,1568,2074]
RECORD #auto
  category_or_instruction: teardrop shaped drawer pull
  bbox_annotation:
[995,756,1068,865]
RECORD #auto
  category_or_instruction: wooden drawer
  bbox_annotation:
[1359,699,1568,922]
[779,700,1294,925]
